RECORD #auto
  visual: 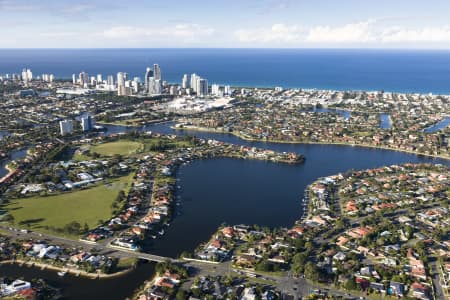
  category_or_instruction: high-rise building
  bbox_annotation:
[21,68,32,83]
[182,74,189,89]
[41,74,54,83]
[144,67,153,93]
[117,72,132,96]
[224,85,231,95]
[97,74,103,83]
[196,78,208,96]
[107,75,114,86]
[169,85,178,95]
[79,72,89,86]
[190,73,198,93]
[72,74,76,85]
[59,119,74,136]
[153,64,161,80]
[211,84,221,96]
[80,115,94,132]
[148,78,162,95]
[117,72,125,87]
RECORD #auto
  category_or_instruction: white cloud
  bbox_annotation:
[39,32,77,38]
[306,21,374,43]
[380,26,450,43]
[234,20,450,47]
[103,24,214,41]
[234,24,303,43]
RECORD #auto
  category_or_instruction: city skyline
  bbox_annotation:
[1,0,450,49]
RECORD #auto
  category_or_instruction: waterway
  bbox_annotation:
[2,122,449,295]
[0,130,9,140]
[106,122,448,257]
[0,148,28,178]
[302,108,351,121]
[0,261,155,300]
[380,113,391,129]
[424,117,450,133]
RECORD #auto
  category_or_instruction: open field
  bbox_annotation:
[2,174,134,237]
[91,140,143,156]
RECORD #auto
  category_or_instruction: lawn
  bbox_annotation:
[91,140,143,156]
[2,174,134,238]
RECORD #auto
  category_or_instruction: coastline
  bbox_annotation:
[97,119,172,128]
[172,126,450,161]
[0,163,18,183]
[0,259,135,279]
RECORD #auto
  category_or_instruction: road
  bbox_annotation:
[429,259,446,300]
[0,225,176,263]
[184,260,366,300]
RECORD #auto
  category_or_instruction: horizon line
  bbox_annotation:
[2,47,450,51]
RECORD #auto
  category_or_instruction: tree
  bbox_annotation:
[291,252,308,275]
[176,290,187,300]
[344,278,357,290]
[304,262,320,281]
[83,222,89,233]
[3,214,14,224]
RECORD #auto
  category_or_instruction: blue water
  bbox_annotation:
[306,108,351,120]
[424,117,450,133]
[2,49,450,93]
[0,148,28,177]
[380,113,392,129]
[0,130,8,140]
[123,122,448,257]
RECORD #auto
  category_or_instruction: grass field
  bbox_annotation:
[91,140,143,156]
[2,174,134,238]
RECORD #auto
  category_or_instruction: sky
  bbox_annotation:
[2,0,450,48]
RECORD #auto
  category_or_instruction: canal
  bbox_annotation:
[0,148,29,178]
[425,117,450,133]
[2,122,449,298]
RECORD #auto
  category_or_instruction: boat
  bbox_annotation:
[57,271,67,277]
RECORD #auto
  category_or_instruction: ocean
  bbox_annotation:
[1,48,450,94]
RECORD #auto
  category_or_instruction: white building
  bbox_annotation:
[107,75,114,86]
[1,280,32,297]
[153,64,161,80]
[190,73,198,92]
[182,74,189,89]
[79,71,89,87]
[117,72,132,96]
[224,85,231,95]
[81,114,94,132]
[59,119,74,136]
[196,78,208,96]
[148,78,162,95]
[21,68,32,83]
[211,84,222,96]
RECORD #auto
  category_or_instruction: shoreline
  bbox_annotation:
[97,120,172,128]
[0,163,18,183]
[0,259,134,279]
[172,126,450,161]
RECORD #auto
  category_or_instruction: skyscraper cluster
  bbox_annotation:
[41,74,54,83]
[79,71,89,87]
[145,64,162,95]
[211,84,232,97]
[21,68,33,84]
[183,73,209,96]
